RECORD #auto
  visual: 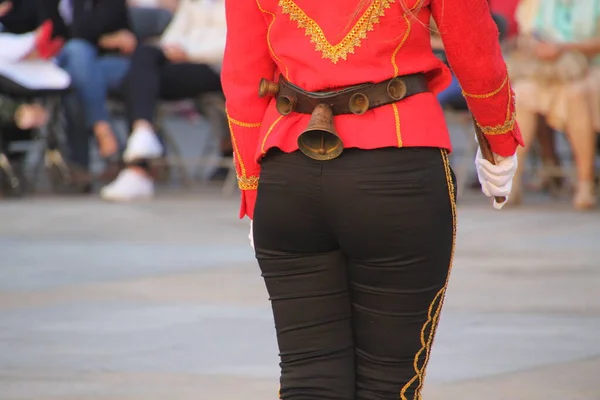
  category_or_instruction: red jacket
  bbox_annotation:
[222,0,524,219]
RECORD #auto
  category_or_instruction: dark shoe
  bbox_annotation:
[97,153,123,183]
[47,160,93,194]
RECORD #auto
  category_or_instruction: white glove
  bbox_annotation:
[475,148,518,210]
[249,220,254,249]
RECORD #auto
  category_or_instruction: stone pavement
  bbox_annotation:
[0,191,599,400]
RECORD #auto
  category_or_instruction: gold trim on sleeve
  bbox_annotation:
[461,74,508,99]
[226,110,261,191]
[279,0,394,63]
[473,80,517,136]
[237,174,259,190]
[475,111,516,135]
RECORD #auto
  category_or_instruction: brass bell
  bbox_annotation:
[276,95,296,115]
[258,78,280,98]
[387,77,407,100]
[297,103,344,161]
[349,93,369,115]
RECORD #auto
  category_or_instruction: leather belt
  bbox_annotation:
[268,73,429,116]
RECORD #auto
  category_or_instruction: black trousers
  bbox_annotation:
[253,147,457,400]
[124,44,222,127]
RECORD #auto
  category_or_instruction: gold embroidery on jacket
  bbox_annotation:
[229,116,262,128]
[237,175,259,190]
[256,0,290,78]
[390,14,411,147]
[261,115,284,154]
[279,0,394,63]
[461,74,508,99]
[226,111,260,191]
[462,73,516,136]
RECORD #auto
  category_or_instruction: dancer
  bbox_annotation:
[222,0,523,398]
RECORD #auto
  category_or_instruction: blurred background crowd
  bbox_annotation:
[0,0,598,209]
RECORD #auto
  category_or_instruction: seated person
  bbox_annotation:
[510,0,600,209]
[101,0,224,201]
[127,0,177,41]
[40,0,136,186]
[0,19,63,62]
[0,20,65,153]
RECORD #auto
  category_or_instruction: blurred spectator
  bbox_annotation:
[0,0,38,34]
[489,0,520,38]
[509,0,600,209]
[127,0,176,42]
[128,0,177,12]
[0,20,64,62]
[40,0,136,191]
[0,20,69,193]
[101,0,224,201]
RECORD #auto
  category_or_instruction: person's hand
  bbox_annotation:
[163,44,189,63]
[475,148,518,210]
[248,220,254,249]
[0,1,12,17]
[99,30,137,55]
[534,40,563,61]
[14,104,48,130]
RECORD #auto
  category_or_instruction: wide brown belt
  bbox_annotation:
[259,73,429,116]
[257,73,429,161]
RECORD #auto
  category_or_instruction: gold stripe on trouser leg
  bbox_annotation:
[399,149,457,400]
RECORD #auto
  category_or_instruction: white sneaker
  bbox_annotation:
[100,169,155,202]
[122,127,163,162]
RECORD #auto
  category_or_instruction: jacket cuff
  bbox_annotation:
[239,189,258,220]
[486,130,523,157]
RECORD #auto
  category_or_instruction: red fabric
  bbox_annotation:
[35,20,65,59]
[489,0,520,37]
[222,0,524,219]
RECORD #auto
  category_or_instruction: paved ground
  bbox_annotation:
[0,187,599,400]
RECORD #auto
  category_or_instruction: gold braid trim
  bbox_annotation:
[237,174,259,190]
[228,116,262,128]
[461,74,508,99]
[464,73,516,136]
[225,110,261,190]
[279,0,394,63]
[399,149,457,400]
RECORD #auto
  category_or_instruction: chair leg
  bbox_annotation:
[449,121,476,199]
[157,125,194,188]
[221,157,238,196]
[0,152,24,195]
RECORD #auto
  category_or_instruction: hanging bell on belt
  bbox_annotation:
[297,103,343,161]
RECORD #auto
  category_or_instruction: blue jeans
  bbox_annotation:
[56,39,130,128]
[437,74,466,108]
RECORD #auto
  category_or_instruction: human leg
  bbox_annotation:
[57,39,119,159]
[324,147,456,400]
[510,82,542,205]
[100,45,164,201]
[253,150,355,400]
[562,83,597,209]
